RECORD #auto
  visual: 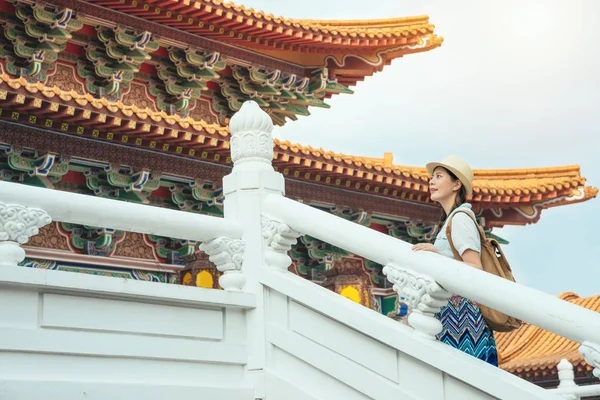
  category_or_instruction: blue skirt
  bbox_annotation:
[435,295,498,366]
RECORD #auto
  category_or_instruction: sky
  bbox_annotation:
[240,0,600,297]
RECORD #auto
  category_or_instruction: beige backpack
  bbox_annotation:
[446,210,522,333]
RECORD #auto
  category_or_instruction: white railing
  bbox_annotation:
[262,193,600,350]
[1,99,599,399]
[221,101,599,398]
[0,179,246,289]
[0,180,243,242]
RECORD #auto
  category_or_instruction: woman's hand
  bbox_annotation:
[411,243,439,254]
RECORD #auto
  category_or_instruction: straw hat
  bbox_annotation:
[426,155,474,197]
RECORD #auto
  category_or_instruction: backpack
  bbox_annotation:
[446,210,522,333]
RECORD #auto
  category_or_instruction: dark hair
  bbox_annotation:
[435,167,468,232]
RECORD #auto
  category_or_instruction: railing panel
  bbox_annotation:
[264,372,323,400]
[288,300,399,382]
[263,194,600,347]
[261,269,560,400]
[0,266,255,399]
[443,374,496,400]
[269,344,375,400]
[41,293,224,339]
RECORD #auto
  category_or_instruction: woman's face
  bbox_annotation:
[429,167,461,203]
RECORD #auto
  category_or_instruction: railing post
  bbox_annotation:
[557,359,579,400]
[0,202,51,268]
[220,101,291,397]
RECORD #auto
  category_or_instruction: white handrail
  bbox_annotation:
[263,194,600,346]
[551,384,600,397]
[0,180,243,242]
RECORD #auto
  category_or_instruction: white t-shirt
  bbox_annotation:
[433,203,481,259]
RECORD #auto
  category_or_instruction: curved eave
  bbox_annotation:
[273,140,598,209]
[87,0,442,53]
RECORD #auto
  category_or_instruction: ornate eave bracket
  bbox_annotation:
[382,262,451,339]
[199,236,245,291]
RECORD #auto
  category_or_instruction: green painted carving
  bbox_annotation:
[19,257,171,282]
[6,151,69,179]
[83,166,158,203]
[212,66,352,126]
[60,223,124,256]
[300,235,350,269]
[80,27,157,98]
[328,206,371,226]
[382,295,400,317]
[168,182,224,216]
[363,259,385,286]
[151,47,226,115]
[2,3,82,79]
[105,167,161,193]
[146,235,197,265]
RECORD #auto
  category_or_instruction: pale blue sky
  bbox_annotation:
[241,0,600,296]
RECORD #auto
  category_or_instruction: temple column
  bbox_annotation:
[0,202,52,268]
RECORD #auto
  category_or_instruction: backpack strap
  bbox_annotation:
[445,209,483,261]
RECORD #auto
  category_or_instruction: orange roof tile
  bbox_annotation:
[88,0,442,67]
[273,140,598,205]
[497,292,600,375]
[149,0,441,49]
[0,73,228,137]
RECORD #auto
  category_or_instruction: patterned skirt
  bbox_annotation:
[435,295,498,366]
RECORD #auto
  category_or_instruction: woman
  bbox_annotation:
[412,155,498,367]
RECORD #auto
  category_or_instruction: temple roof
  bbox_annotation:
[0,0,442,126]
[273,140,598,220]
[0,0,595,227]
[90,0,441,51]
[496,292,600,378]
[84,0,443,85]
[0,64,596,227]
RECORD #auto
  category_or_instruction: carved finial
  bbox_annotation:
[229,101,274,168]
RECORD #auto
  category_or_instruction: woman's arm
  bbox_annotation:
[461,249,483,270]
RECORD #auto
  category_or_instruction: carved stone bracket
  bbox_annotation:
[262,216,301,271]
[579,341,600,378]
[199,237,246,291]
[262,216,300,252]
[0,202,52,267]
[0,202,52,244]
[382,263,451,339]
